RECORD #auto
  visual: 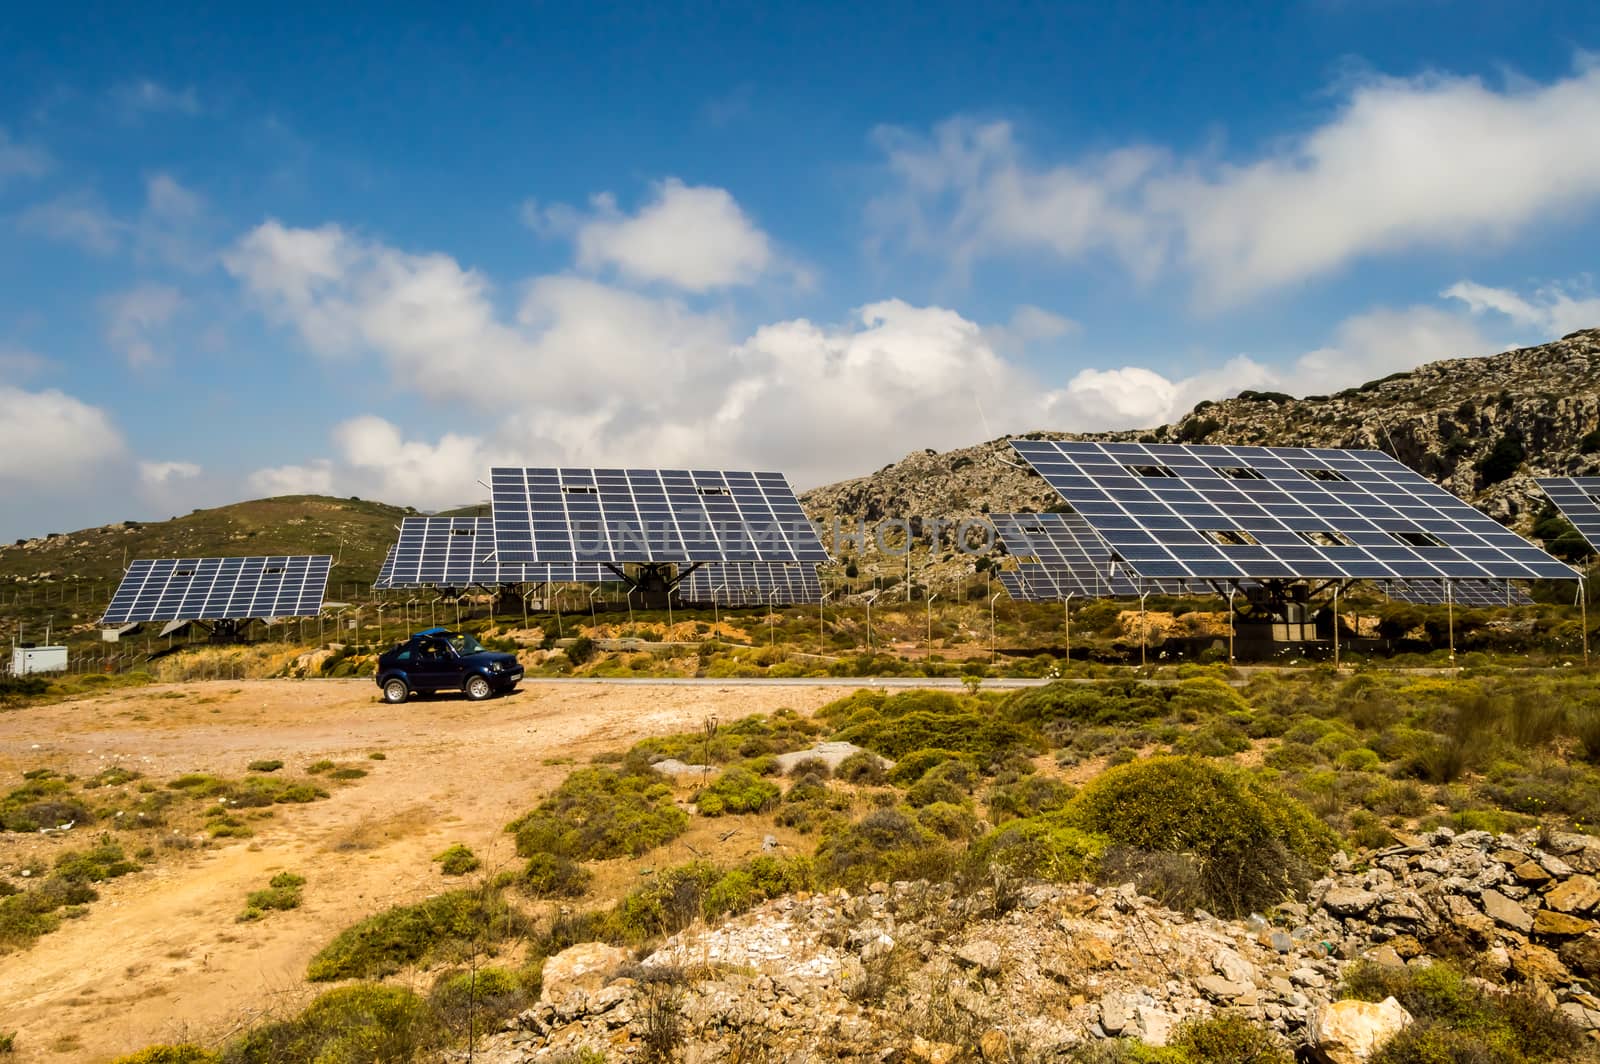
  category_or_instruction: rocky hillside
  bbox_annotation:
[482,825,1600,1062]
[803,328,1600,576]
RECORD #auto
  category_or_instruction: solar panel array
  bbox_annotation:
[374,517,624,589]
[490,467,828,565]
[992,513,1205,597]
[1537,478,1600,557]
[1011,440,1575,582]
[1378,579,1535,608]
[376,517,500,588]
[103,556,331,624]
[678,563,823,605]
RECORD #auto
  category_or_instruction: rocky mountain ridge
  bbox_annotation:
[801,328,1600,577]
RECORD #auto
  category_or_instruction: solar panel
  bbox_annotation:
[677,562,822,605]
[375,517,623,588]
[997,568,1045,602]
[1377,579,1534,607]
[992,513,1203,597]
[1011,441,1576,582]
[374,544,398,590]
[500,563,623,585]
[490,467,829,565]
[102,556,332,624]
[378,517,500,588]
[1537,478,1600,557]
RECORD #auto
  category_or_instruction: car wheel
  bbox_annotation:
[464,675,493,701]
[382,679,409,704]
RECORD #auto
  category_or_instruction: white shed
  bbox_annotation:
[11,645,68,675]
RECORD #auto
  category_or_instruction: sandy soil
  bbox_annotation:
[0,678,860,1063]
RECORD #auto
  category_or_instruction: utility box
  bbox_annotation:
[12,645,68,675]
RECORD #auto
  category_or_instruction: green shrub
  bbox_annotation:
[0,773,92,832]
[226,984,439,1063]
[967,814,1105,881]
[111,1047,218,1064]
[1067,756,1337,916]
[832,690,1038,764]
[614,862,723,939]
[240,873,305,921]
[305,760,336,775]
[815,809,955,888]
[522,853,593,899]
[247,760,283,773]
[1345,961,1583,1064]
[836,750,888,785]
[433,844,480,876]
[428,966,529,1032]
[695,767,780,816]
[887,748,975,786]
[1167,1013,1292,1063]
[988,774,1074,822]
[916,801,979,841]
[566,635,597,666]
[306,888,528,981]
[1002,679,1168,726]
[54,837,140,883]
[507,767,687,861]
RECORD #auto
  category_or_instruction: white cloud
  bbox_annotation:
[102,283,184,368]
[112,80,201,117]
[227,217,1504,494]
[0,128,50,185]
[16,196,122,254]
[16,174,210,267]
[0,386,124,487]
[138,460,201,486]
[0,348,52,379]
[1443,278,1600,339]
[249,460,335,497]
[538,178,777,291]
[873,59,1600,304]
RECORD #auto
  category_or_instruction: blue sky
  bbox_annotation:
[3,2,1600,541]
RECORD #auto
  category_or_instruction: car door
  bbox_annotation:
[410,638,461,691]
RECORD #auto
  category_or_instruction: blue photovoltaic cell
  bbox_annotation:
[1011,441,1576,583]
[1378,579,1534,607]
[1537,478,1600,558]
[992,513,1205,597]
[490,467,829,565]
[677,562,823,605]
[102,556,331,624]
[375,517,621,588]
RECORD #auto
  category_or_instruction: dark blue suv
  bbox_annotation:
[376,628,523,704]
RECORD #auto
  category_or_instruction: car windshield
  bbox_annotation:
[445,632,485,655]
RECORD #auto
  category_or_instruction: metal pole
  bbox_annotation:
[1582,579,1590,665]
[1228,588,1236,666]
[1447,580,1455,666]
[926,593,938,656]
[1139,591,1149,668]
[1333,585,1340,669]
[991,591,1002,664]
[1064,592,1074,666]
[769,593,778,646]
[819,591,830,652]
[589,587,600,629]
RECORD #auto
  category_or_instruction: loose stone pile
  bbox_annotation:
[473,826,1600,1063]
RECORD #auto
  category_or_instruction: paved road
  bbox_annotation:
[521,676,1057,689]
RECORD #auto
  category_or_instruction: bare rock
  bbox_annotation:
[774,741,885,773]
[1544,874,1600,915]
[1480,889,1533,934]
[978,1029,1011,1061]
[1323,887,1383,917]
[540,942,630,1006]
[1559,934,1600,978]
[1310,997,1413,1064]
[1534,909,1597,938]
[909,1036,961,1064]
[956,939,1003,976]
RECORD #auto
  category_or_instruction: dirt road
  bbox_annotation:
[0,678,861,1062]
